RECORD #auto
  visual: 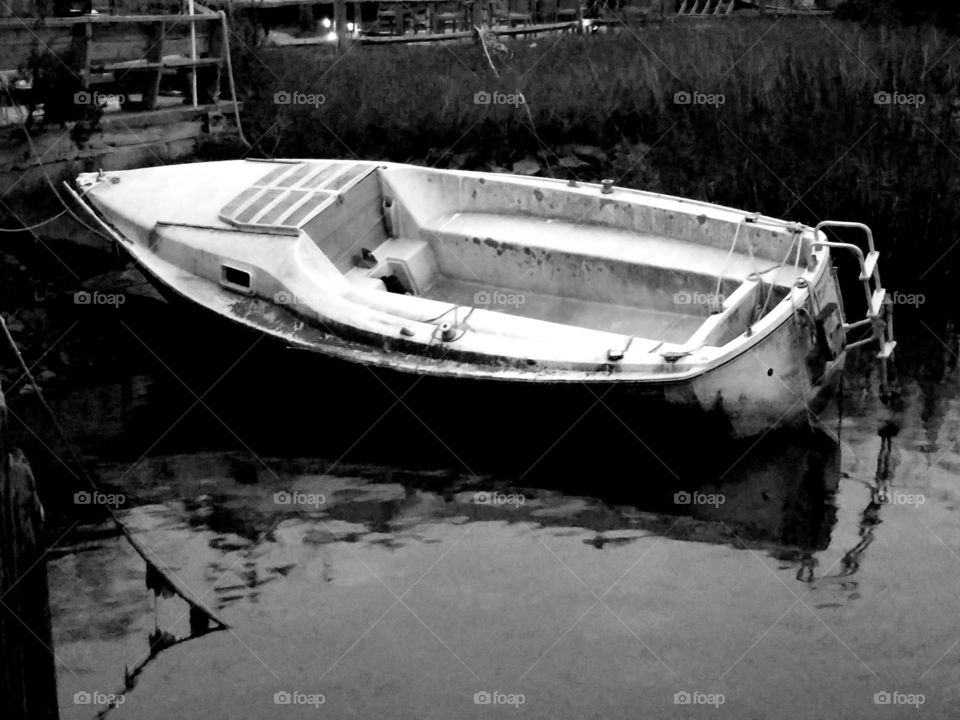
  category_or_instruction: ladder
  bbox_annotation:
[811,221,897,385]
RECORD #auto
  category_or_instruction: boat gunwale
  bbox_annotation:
[253,158,810,234]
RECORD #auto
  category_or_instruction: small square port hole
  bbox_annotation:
[222,266,251,289]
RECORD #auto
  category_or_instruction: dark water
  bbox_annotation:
[9,296,959,718]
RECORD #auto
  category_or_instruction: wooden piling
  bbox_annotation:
[298,1,316,32]
[0,383,60,720]
[334,0,350,52]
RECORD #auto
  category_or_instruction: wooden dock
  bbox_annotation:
[0,5,229,110]
[208,0,657,48]
[0,2,243,248]
[0,382,59,720]
[1,99,240,195]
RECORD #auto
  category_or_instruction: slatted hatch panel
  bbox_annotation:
[219,161,376,234]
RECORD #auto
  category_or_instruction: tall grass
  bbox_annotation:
[234,19,960,295]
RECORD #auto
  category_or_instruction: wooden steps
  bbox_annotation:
[0,11,226,111]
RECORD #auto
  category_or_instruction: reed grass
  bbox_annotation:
[233,19,960,291]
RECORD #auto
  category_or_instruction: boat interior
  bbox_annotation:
[218,160,808,346]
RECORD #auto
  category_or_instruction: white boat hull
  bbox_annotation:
[68,159,885,440]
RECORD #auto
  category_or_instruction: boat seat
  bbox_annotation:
[423,211,801,287]
[343,237,438,294]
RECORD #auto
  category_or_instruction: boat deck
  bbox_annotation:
[425,276,704,342]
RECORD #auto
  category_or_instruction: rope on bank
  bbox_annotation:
[475,26,504,77]
[0,314,230,632]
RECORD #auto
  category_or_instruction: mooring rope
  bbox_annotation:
[218,9,252,149]
[0,33,253,242]
[0,85,119,247]
[0,314,229,632]
[0,208,68,233]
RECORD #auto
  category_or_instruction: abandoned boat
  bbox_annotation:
[70,159,895,439]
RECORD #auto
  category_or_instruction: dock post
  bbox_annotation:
[82,19,93,89]
[472,0,484,40]
[334,0,350,52]
[0,383,60,720]
[299,1,316,32]
[188,0,198,107]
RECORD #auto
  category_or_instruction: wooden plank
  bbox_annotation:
[0,102,237,196]
[492,19,574,36]
[0,13,223,28]
[0,383,60,720]
[358,19,574,44]
[106,57,223,71]
[100,120,206,147]
[359,29,470,44]
[97,99,238,128]
[0,23,216,74]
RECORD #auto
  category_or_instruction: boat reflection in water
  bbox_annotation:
[85,357,845,558]
[44,342,873,719]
